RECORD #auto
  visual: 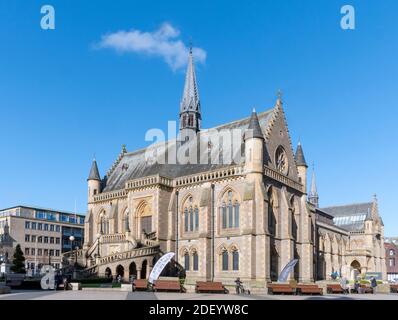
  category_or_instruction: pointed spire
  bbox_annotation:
[295,141,308,167]
[244,109,264,140]
[88,158,101,181]
[179,45,201,132]
[276,89,283,107]
[308,164,319,207]
[371,194,379,219]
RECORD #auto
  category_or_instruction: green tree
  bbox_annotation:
[10,244,26,273]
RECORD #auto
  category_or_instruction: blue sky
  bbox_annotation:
[0,1,397,235]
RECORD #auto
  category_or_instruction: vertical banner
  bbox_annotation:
[148,252,175,284]
[278,259,298,282]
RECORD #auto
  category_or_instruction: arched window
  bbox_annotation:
[99,211,108,235]
[137,202,152,236]
[193,251,199,271]
[220,190,240,230]
[124,209,130,232]
[184,208,189,232]
[194,207,199,230]
[234,201,240,228]
[182,196,199,233]
[184,252,190,271]
[268,189,275,236]
[232,250,239,271]
[222,250,228,271]
[222,202,227,229]
[189,207,194,231]
[228,192,233,228]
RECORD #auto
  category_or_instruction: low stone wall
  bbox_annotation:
[0,285,11,294]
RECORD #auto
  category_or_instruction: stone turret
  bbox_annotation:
[244,108,264,175]
[295,141,308,192]
[88,158,101,203]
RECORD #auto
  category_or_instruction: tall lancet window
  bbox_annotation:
[220,190,240,230]
[182,196,199,233]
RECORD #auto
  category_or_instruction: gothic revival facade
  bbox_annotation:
[74,49,386,288]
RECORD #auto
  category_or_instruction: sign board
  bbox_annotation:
[148,252,175,284]
[364,272,382,281]
[278,259,298,282]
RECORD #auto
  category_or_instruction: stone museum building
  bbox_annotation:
[74,49,386,288]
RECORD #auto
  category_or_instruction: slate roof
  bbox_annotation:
[103,109,274,192]
[244,110,264,140]
[321,202,373,232]
[88,159,101,181]
[294,142,307,167]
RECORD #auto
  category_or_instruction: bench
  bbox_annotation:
[195,281,227,294]
[327,284,344,294]
[390,284,398,293]
[132,279,149,292]
[154,280,185,293]
[267,283,295,295]
[296,284,323,295]
[360,285,373,294]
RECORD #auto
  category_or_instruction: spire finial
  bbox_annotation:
[277,89,283,104]
[252,107,256,113]
[189,37,193,54]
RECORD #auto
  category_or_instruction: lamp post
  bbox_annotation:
[69,235,75,265]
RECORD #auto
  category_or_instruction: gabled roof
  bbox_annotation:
[103,109,274,192]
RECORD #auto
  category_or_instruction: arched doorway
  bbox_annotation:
[116,265,124,278]
[129,262,137,280]
[105,267,112,279]
[141,260,148,279]
[350,260,361,280]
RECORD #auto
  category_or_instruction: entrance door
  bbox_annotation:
[141,260,148,279]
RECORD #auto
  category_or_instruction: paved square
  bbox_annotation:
[1,290,397,300]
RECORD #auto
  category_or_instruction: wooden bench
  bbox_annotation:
[327,284,344,294]
[360,285,373,294]
[267,283,295,295]
[154,280,185,293]
[296,284,323,295]
[390,284,398,293]
[132,279,149,292]
[195,281,227,294]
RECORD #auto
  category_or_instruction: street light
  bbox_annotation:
[69,235,75,265]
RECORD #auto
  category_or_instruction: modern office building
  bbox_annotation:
[0,205,85,273]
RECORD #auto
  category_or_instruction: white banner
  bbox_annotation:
[148,252,175,284]
[40,265,55,290]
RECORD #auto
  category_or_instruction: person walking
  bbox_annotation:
[370,276,377,294]
[235,277,242,295]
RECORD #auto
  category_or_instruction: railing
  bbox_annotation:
[87,237,100,258]
[126,174,173,190]
[97,246,159,265]
[174,165,244,187]
[264,166,304,192]
[100,233,127,244]
[93,189,127,202]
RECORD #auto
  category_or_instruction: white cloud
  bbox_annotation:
[97,23,206,71]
